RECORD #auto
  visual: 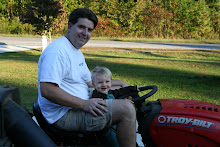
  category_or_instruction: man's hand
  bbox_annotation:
[81,98,108,117]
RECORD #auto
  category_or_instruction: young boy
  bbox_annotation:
[91,66,140,99]
[91,66,141,147]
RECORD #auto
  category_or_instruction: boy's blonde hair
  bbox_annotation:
[91,66,112,81]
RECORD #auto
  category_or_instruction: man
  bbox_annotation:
[38,8,136,147]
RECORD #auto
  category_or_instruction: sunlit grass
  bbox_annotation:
[83,48,220,104]
[0,48,219,110]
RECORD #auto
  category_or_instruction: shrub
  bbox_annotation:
[93,17,124,37]
[0,17,35,34]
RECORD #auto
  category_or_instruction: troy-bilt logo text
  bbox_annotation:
[158,115,214,129]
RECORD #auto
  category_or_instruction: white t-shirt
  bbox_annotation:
[38,36,91,124]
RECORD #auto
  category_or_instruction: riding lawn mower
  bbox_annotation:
[133,86,220,147]
[0,85,219,147]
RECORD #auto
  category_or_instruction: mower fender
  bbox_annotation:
[149,99,220,147]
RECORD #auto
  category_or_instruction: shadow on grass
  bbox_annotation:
[0,50,220,108]
[0,50,41,63]
[85,57,220,103]
[84,52,220,66]
[0,80,38,110]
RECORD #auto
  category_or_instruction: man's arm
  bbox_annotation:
[40,82,107,117]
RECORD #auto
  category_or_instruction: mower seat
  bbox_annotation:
[33,99,98,146]
[0,86,56,147]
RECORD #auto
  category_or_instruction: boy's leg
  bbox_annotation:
[99,125,119,147]
[112,99,136,147]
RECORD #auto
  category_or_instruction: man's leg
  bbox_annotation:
[112,99,136,147]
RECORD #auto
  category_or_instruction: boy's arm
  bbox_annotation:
[87,81,94,88]
[110,85,138,99]
[87,80,128,88]
[111,80,129,90]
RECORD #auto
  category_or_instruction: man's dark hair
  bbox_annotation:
[69,8,98,29]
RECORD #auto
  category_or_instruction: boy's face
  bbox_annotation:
[92,75,112,94]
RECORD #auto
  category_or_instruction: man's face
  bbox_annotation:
[92,75,112,94]
[66,18,94,49]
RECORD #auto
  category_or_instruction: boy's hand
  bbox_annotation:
[137,86,142,92]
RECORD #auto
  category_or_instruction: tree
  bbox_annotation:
[22,0,63,35]
[205,0,220,39]
[50,0,67,36]
[0,0,18,19]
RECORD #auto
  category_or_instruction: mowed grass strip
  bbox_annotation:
[0,48,219,110]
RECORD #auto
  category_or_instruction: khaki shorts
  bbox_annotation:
[53,99,112,132]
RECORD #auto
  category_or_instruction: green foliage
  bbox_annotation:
[172,0,212,39]
[0,0,16,19]
[207,0,220,38]
[0,0,219,39]
[50,1,67,36]
[93,17,124,37]
[142,4,173,38]
[62,0,84,16]
[0,16,35,34]
[21,0,63,35]
[0,0,8,17]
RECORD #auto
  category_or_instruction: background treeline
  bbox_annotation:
[0,0,219,40]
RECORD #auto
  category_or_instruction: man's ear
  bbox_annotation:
[67,22,72,30]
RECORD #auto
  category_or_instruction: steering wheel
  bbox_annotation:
[132,85,158,103]
[118,85,158,103]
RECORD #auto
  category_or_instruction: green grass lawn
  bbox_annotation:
[0,47,220,110]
